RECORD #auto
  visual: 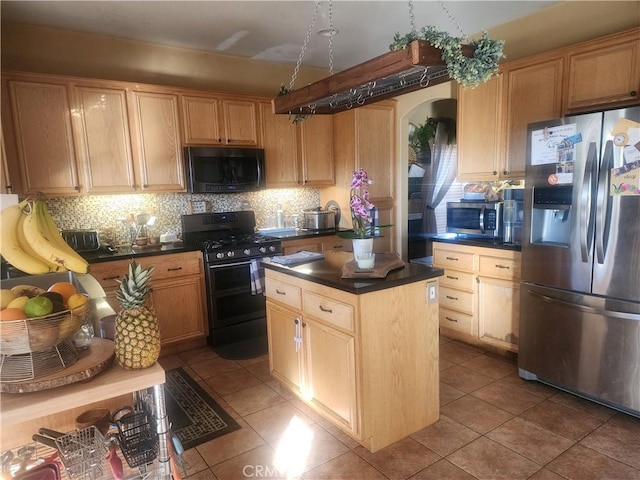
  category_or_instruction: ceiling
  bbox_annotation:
[0,1,560,72]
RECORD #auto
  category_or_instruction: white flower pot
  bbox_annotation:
[352,238,375,269]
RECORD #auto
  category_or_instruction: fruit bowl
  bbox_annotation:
[0,298,90,355]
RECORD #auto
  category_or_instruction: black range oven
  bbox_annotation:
[182,211,281,358]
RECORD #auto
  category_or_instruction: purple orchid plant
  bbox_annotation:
[337,169,391,240]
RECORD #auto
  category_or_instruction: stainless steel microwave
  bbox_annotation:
[446,201,503,238]
[184,146,266,193]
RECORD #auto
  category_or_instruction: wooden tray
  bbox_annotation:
[1,338,115,394]
[341,253,405,279]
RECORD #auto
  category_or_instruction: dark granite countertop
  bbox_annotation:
[428,234,521,252]
[82,243,200,264]
[262,250,443,295]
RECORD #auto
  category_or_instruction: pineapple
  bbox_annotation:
[114,260,161,369]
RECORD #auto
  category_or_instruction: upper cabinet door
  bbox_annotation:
[182,95,223,145]
[503,57,564,178]
[300,115,334,186]
[222,99,260,146]
[7,80,81,195]
[72,85,136,194]
[130,91,185,192]
[457,74,504,181]
[259,102,300,187]
[565,33,640,113]
[355,105,395,202]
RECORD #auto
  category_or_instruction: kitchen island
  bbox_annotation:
[263,251,443,452]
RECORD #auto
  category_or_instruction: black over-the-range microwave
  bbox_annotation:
[184,146,266,193]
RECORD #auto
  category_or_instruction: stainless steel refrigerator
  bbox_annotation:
[519,106,640,417]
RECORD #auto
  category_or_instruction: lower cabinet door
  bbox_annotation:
[477,276,520,352]
[303,318,358,436]
[149,276,207,346]
[266,301,303,393]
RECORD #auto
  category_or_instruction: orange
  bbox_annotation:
[67,293,90,316]
[0,308,28,321]
[47,282,77,306]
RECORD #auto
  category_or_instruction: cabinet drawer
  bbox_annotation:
[439,286,474,315]
[89,252,202,287]
[266,278,302,311]
[440,270,475,291]
[479,255,520,280]
[303,292,354,332]
[434,249,475,272]
[439,308,474,335]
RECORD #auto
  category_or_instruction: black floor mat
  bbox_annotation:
[164,367,241,450]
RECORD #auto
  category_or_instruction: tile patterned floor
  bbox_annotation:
[158,336,640,480]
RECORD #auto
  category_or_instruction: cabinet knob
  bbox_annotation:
[631,91,637,97]
[503,170,508,175]
[302,322,307,328]
[142,184,149,189]
[493,171,498,176]
[294,318,299,324]
[74,185,80,191]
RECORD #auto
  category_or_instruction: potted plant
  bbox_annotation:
[337,169,392,269]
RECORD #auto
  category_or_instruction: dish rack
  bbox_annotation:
[18,391,164,480]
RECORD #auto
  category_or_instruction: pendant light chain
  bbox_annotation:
[328,0,334,76]
[408,0,416,34]
[438,0,468,40]
[289,0,321,91]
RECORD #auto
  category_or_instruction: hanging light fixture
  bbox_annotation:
[273,1,502,118]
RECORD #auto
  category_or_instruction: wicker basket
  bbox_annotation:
[0,299,90,355]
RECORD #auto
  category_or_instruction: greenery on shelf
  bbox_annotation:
[277,85,310,124]
[389,26,505,88]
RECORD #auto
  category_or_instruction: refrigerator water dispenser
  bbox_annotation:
[530,186,573,246]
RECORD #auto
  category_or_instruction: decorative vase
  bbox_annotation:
[352,238,375,270]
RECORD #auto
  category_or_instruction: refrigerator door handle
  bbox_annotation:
[479,205,486,234]
[595,140,614,264]
[527,288,639,321]
[580,142,598,262]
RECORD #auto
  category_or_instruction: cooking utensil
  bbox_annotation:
[303,208,336,230]
[324,200,342,225]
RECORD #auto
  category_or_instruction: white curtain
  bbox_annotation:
[421,122,458,233]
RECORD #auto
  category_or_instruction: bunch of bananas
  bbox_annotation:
[0,198,89,275]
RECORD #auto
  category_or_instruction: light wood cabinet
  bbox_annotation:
[72,84,136,194]
[281,235,350,256]
[502,56,564,178]
[265,267,439,452]
[3,77,81,195]
[328,103,396,252]
[433,242,520,352]
[299,115,335,186]
[129,90,185,192]
[564,30,640,113]
[260,104,333,187]
[89,251,208,349]
[457,74,504,181]
[182,94,260,146]
[457,28,639,182]
[259,102,300,187]
[1,130,12,194]
[333,104,395,201]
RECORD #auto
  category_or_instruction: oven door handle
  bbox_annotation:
[208,260,254,269]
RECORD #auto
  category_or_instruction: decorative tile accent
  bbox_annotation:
[45,189,320,246]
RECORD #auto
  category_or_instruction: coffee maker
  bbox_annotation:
[503,189,524,244]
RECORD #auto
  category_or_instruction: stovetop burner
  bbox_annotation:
[182,211,281,263]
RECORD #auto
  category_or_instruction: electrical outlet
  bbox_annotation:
[426,282,437,304]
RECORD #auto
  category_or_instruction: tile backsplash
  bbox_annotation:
[46,188,321,246]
